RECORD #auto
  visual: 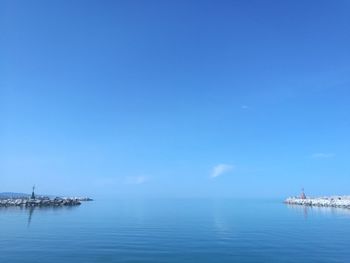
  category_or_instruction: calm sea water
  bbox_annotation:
[1,199,350,263]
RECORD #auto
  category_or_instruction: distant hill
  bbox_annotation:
[0,192,30,199]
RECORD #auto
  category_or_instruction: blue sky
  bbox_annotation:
[1,0,350,198]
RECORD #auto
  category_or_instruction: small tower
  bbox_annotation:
[31,185,36,200]
[300,188,306,199]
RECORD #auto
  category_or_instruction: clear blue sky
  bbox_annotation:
[1,0,349,198]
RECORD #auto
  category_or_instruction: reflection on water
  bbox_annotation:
[286,204,350,218]
[0,205,80,227]
[212,208,237,241]
[27,207,34,227]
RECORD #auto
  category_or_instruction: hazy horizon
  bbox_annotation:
[1,0,350,199]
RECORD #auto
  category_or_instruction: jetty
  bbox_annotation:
[285,189,350,209]
[0,197,82,207]
[0,186,92,208]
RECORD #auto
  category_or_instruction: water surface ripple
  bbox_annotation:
[1,199,350,263]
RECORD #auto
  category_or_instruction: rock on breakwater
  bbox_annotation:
[284,196,350,209]
[0,197,82,207]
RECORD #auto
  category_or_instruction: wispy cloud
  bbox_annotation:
[310,153,335,159]
[211,164,235,178]
[124,176,148,185]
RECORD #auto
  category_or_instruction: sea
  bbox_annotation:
[0,199,350,263]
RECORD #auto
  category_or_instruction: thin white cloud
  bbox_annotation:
[124,176,148,185]
[310,153,335,159]
[241,105,249,110]
[211,164,235,178]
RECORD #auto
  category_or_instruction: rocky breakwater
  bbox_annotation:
[284,196,350,209]
[0,197,82,207]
